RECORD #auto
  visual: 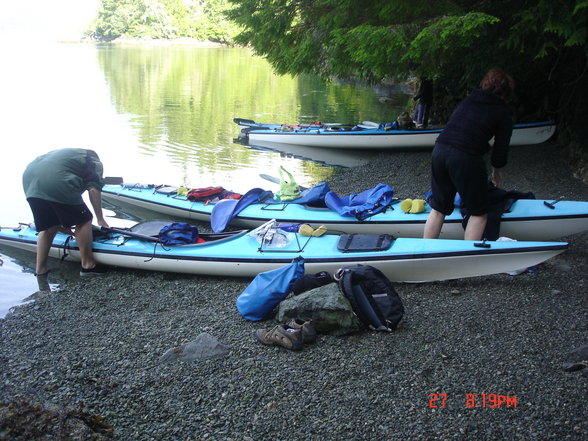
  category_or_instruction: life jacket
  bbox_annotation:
[186,186,241,203]
[324,184,395,221]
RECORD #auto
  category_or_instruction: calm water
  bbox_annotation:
[0,42,410,316]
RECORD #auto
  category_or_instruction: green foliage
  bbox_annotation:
[89,0,239,42]
[227,0,509,84]
[228,0,588,140]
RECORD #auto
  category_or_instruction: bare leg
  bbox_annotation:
[36,225,60,275]
[75,220,96,270]
[423,209,446,239]
[464,214,488,241]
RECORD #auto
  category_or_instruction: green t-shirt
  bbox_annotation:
[22,148,104,205]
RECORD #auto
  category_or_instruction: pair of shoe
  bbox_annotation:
[255,319,316,351]
[298,224,327,237]
[400,198,426,214]
[80,265,108,277]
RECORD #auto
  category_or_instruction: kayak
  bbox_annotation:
[0,220,568,282]
[235,118,556,150]
[101,184,588,241]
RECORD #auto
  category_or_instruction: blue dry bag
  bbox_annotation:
[236,257,305,321]
[158,222,199,245]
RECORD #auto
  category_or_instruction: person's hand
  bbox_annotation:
[96,217,109,228]
[491,167,502,187]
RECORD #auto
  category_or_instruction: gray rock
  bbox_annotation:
[276,283,362,335]
[567,343,588,362]
[159,333,229,363]
[561,362,587,372]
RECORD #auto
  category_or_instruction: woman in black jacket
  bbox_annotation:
[423,68,515,241]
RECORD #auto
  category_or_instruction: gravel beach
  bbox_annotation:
[1,141,587,440]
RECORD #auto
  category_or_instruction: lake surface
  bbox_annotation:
[0,42,410,317]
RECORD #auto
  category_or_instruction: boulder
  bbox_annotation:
[276,283,362,335]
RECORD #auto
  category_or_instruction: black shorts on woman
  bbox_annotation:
[429,142,489,216]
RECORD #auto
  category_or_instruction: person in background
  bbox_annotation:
[22,148,109,277]
[423,68,515,240]
[413,78,433,128]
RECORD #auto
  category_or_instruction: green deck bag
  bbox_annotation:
[276,166,302,201]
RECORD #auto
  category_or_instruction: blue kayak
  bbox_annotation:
[101,184,588,241]
[0,220,567,282]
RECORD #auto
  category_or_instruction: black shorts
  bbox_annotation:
[429,143,489,216]
[26,198,93,232]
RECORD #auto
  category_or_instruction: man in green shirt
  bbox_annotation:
[22,148,109,277]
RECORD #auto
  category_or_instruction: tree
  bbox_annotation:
[89,0,239,42]
[227,0,588,145]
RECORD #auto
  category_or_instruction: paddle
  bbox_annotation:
[235,117,380,130]
[259,174,309,191]
[99,226,159,242]
[543,196,564,209]
[104,176,124,185]
[233,117,255,125]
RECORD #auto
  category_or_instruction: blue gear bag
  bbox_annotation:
[158,222,199,245]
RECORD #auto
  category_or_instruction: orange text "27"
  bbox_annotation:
[429,393,448,408]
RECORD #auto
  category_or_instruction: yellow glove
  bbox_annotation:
[409,199,426,214]
[299,224,314,237]
[400,199,413,213]
[312,225,327,237]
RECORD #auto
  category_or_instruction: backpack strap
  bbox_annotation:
[338,267,384,330]
[339,269,364,324]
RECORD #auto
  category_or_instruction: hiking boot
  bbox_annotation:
[80,265,108,277]
[285,319,317,344]
[255,325,304,351]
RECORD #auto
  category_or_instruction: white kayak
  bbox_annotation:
[235,118,557,150]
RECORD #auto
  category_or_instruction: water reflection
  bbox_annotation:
[95,45,409,185]
[0,252,61,318]
[241,139,375,168]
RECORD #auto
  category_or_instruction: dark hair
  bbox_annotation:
[480,68,515,100]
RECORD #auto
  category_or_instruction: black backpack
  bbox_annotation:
[335,265,404,332]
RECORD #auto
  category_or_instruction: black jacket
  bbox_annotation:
[436,89,512,168]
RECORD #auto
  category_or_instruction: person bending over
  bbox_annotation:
[22,148,109,276]
[423,68,514,240]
